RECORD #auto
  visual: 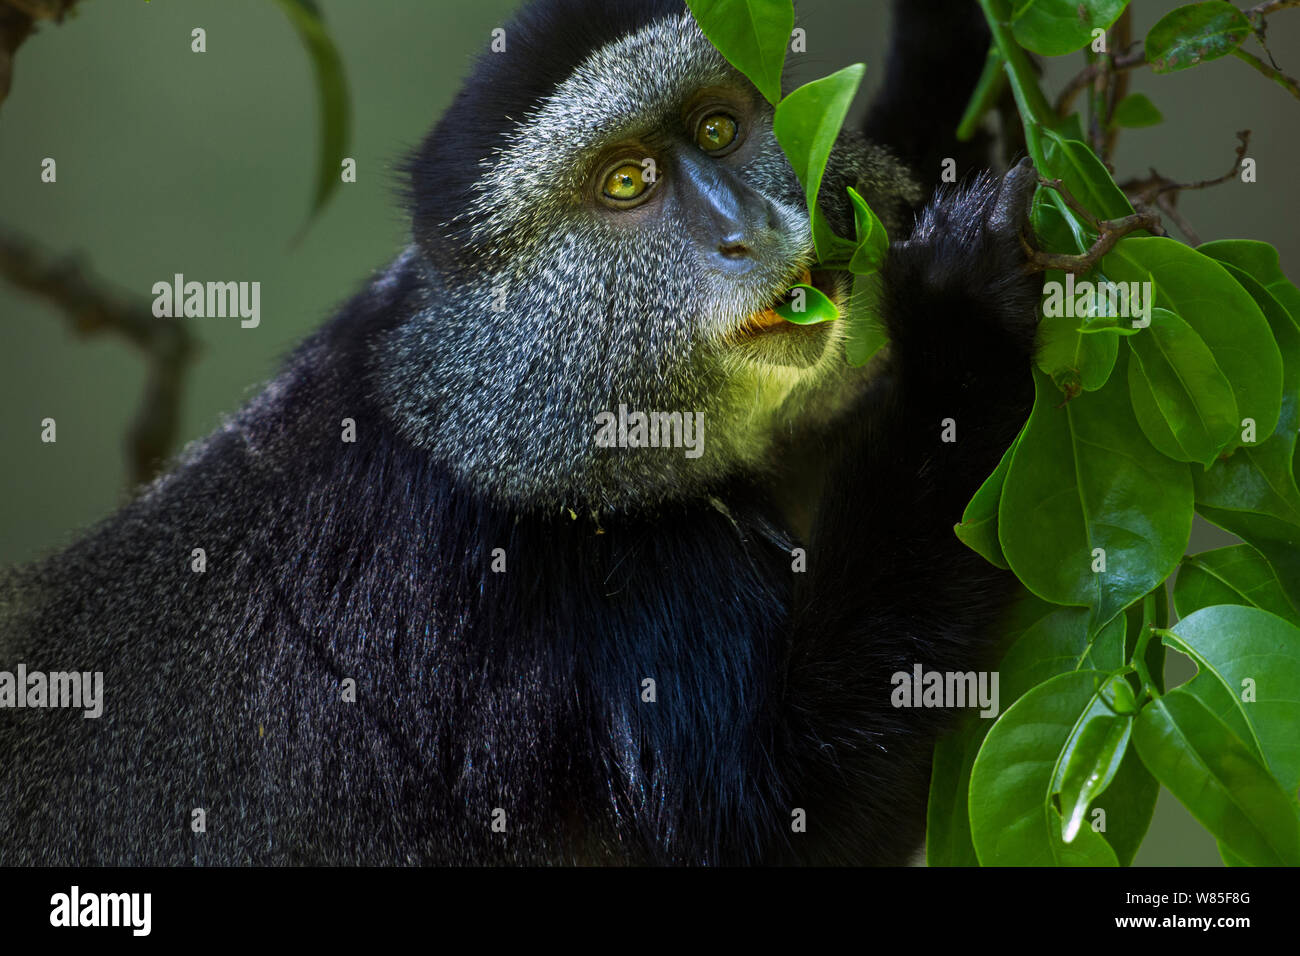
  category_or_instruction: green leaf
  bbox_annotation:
[846,186,889,276]
[1010,0,1130,57]
[773,64,865,264]
[1054,686,1135,843]
[999,360,1194,625]
[997,606,1127,702]
[1036,275,1119,394]
[1175,545,1300,626]
[773,283,839,324]
[954,431,1023,570]
[1040,129,1136,221]
[1110,92,1164,128]
[927,713,985,866]
[1125,307,1239,467]
[1094,746,1160,865]
[272,0,351,226]
[1104,237,1284,446]
[927,590,1058,867]
[1190,261,1300,524]
[1198,506,1300,614]
[844,273,888,367]
[684,0,792,105]
[928,590,1154,866]
[1145,1,1252,74]
[969,670,1120,865]
[1198,240,1300,324]
[1133,691,1300,865]
[1032,187,1092,255]
[1164,605,1300,792]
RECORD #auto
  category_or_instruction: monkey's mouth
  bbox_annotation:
[731,268,843,340]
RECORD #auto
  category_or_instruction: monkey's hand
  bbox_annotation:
[877,157,1043,390]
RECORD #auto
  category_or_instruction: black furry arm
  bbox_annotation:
[764,164,1041,864]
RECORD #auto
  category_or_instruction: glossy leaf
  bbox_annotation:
[774,283,839,324]
[684,0,792,104]
[1040,129,1135,221]
[928,593,1153,865]
[1175,545,1300,626]
[1164,605,1300,793]
[1198,506,1300,614]
[955,431,1023,570]
[773,64,865,264]
[1145,1,1252,74]
[1133,691,1300,865]
[1198,240,1300,323]
[1191,261,1300,524]
[1126,307,1239,467]
[999,361,1194,625]
[997,606,1127,702]
[1105,237,1283,445]
[846,186,889,276]
[1036,279,1120,394]
[970,670,1120,865]
[1094,746,1160,866]
[1010,0,1129,57]
[1054,682,1135,843]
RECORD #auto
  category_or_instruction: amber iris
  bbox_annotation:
[696,113,737,152]
[603,163,648,201]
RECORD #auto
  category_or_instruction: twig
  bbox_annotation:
[1247,0,1300,19]
[0,0,79,108]
[1101,9,1133,161]
[1055,45,1145,118]
[0,232,197,484]
[1154,194,1202,246]
[1232,47,1300,100]
[1116,131,1251,242]
[1026,210,1163,275]
[1038,176,1101,228]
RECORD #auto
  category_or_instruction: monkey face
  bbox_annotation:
[382,4,918,510]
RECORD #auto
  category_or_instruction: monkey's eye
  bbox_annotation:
[600,162,653,206]
[696,113,738,153]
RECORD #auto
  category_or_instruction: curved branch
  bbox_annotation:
[0,232,198,484]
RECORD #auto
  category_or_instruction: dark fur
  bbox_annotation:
[0,0,1035,864]
[863,0,996,202]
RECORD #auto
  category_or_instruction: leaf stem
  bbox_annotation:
[956,45,1008,142]
[1231,47,1300,101]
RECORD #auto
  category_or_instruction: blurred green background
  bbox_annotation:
[1,0,1297,866]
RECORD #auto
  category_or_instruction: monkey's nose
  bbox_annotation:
[717,236,754,259]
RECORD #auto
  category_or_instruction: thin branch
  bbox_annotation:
[1038,176,1101,229]
[1025,204,1163,275]
[1247,0,1300,19]
[1055,45,1145,117]
[1101,9,1133,161]
[1154,194,1202,246]
[1232,46,1300,100]
[0,0,79,108]
[0,232,197,485]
